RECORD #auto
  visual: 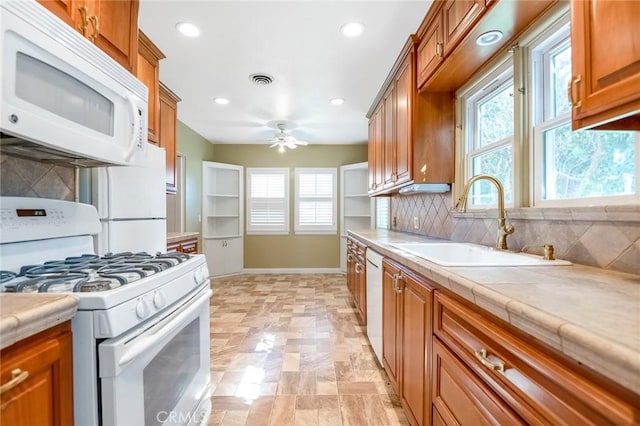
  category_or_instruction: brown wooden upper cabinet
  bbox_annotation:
[159,83,181,194]
[37,0,139,72]
[137,31,166,146]
[570,0,640,130]
[417,0,485,90]
[367,38,452,195]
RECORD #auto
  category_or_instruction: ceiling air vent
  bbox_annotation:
[249,73,273,86]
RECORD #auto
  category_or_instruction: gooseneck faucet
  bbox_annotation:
[454,175,515,250]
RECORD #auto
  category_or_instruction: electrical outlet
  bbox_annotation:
[413,217,419,229]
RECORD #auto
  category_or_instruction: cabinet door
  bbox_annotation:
[442,0,485,56]
[367,118,377,193]
[0,324,73,426]
[159,84,180,194]
[137,32,165,145]
[400,272,432,426]
[382,85,395,187]
[432,338,525,426]
[87,0,139,72]
[382,261,401,394]
[373,107,385,190]
[417,13,443,89]
[205,237,243,277]
[36,0,76,27]
[355,258,367,325]
[346,247,356,297]
[570,0,640,130]
[394,52,413,186]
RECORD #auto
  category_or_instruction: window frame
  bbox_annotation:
[294,167,337,235]
[460,59,515,209]
[246,167,290,235]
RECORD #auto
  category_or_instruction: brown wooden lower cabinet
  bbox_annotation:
[432,337,525,426]
[368,247,640,426]
[382,258,433,426]
[346,237,366,324]
[167,235,198,254]
[0,322,73,426]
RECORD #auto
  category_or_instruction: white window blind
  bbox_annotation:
[246,168,289,234]
[295,168,337,234]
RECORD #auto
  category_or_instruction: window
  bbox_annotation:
[295,168,337,234]
[246,168,289,234]
[531,22,638,206]
[462,62,514,207]
[456,9,639,209]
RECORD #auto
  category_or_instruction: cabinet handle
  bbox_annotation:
[1,369,29,394]
[88,14,99,41]
[474,348,505,374]
[435,42,443,58]
[568,75,582,108]
[77,6,89,35]
[395,272,403,294]
[355,263,362,274]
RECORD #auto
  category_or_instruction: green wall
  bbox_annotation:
[212,144,368,269]
[176,121,215,234]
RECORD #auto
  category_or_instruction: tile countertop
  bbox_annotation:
[349,229,640,396]
[166,231,200,244]
[0,294,78,350]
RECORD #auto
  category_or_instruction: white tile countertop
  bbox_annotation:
[349,229,640,395]
[0,294,78,350]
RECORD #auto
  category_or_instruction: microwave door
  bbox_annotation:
[0,2,148,166]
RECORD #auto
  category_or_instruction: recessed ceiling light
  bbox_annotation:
[175,22,200,37]
[214,97,229,105]
[476,30,503,46]
[330,98,345,105]
[340,22,364,37]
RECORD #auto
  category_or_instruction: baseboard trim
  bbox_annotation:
[242,268,343,274]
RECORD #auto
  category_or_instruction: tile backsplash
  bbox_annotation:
[0,154,76,200]
[391,192,640,275]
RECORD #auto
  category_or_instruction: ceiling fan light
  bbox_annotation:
[214,97,229,105]
[278,146,285,153]
[330,98,345,105]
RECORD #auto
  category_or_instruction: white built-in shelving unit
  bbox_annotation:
[202,161,243,277]
[340,162,374,272]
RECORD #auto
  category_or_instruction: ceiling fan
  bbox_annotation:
[268,122,308,152]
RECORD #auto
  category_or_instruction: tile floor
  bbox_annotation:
[209,274,408,426]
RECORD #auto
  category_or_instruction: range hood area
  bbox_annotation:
[398,183,451,194]
[0,133,114,167]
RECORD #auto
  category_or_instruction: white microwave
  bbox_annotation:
[0,0,148,167]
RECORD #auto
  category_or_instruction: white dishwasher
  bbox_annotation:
[365,248,384,365]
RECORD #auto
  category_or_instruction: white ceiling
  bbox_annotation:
[138,1,431,146]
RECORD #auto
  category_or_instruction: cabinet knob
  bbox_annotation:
[88,14,99,41]
[1,369,29,394]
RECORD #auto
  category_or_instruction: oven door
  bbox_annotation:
[99,287,212,426]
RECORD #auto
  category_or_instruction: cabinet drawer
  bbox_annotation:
[434,292,639,425]
[432,337,524,426]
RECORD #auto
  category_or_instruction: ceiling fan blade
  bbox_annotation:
[295,140,309,146]
[285,142,298,149]
[269,142,279,148]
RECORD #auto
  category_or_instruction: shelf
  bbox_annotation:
[203,235,241,240]
[206,215,239,218]
[344,194,370,198]
[345,214,372,218]
[207,193,239,198]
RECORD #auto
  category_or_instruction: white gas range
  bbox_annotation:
[0,197,212,426]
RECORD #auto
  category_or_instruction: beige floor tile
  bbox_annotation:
[269,395,296,425]
[294,409,319,426]
[283,353,301,371]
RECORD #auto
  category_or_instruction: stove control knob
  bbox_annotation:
[135,299,150,319]
[153,291,166,309]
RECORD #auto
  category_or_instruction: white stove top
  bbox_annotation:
[0,197,210,336]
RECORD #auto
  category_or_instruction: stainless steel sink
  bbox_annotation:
[390,242,572,267]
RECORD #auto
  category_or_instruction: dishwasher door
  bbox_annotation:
[365,248,383,365]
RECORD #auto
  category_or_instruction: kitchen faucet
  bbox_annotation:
[454,175,515,250]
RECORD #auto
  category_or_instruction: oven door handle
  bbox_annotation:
[118,288,212,366]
